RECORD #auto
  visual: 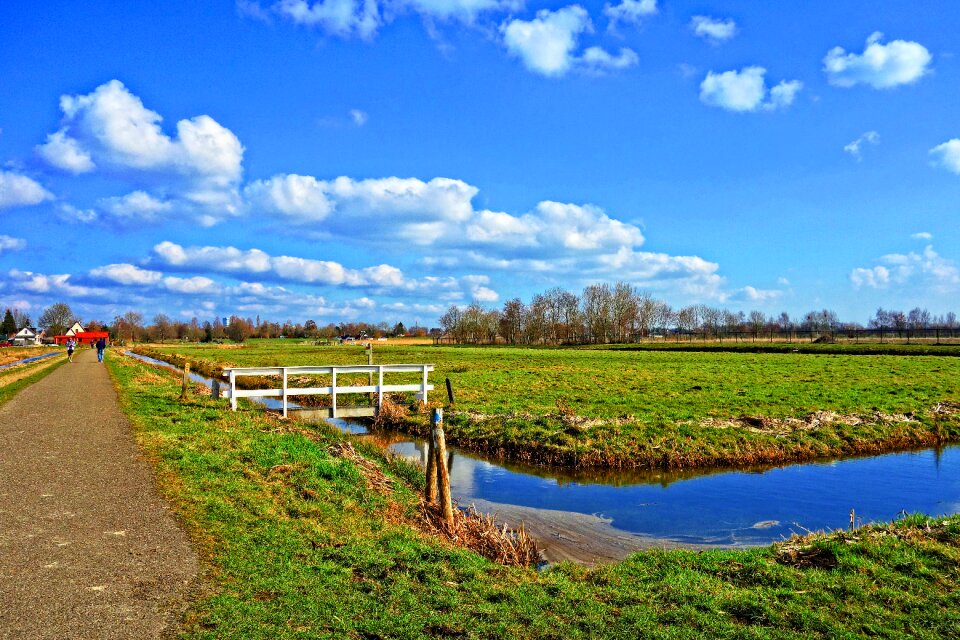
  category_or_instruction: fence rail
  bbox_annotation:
[224,364,434,418]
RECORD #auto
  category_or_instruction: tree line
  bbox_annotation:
[437,283,959,345]
[5,291,958,346]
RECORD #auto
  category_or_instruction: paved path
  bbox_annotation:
[0,348,198,639]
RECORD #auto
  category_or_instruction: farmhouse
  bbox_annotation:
[51,322,109,346]
[12,327,45,346]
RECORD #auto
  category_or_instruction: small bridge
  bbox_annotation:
[223,364,434,419]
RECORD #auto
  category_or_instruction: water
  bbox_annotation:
[131,351,960,547]
[0,350,60,371]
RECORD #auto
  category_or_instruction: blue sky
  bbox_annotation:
[1,0,958,327]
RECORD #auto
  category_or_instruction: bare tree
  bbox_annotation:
[39,302,75,337]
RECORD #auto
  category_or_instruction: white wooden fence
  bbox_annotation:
[223,364,434,418]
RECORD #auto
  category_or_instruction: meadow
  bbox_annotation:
[105,351,960,638]
[0,350,65,408]
[132,340,960,469]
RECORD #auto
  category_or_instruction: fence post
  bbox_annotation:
[377,365,384,410]
[422,365,429,405]
[425,427,437,503]
[211,378,220,400]
[180,362,190,400]
[331,368,338,419]
[446,377,455,405]
[282,367,288,418]
[432,408,454,525]
[229,370,237,411]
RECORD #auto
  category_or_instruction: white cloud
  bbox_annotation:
[739,285,782,302]
[499,6,636,77]
[824,32,931,89]
[851,245,959,291]
[690,16,736,43]
[0,171,54,209]
[930,139,960,174]
[0,235,26,253]
[163,275,220,294]
[349,109,368,126]
[152,241,401,287]
[39,80,244,224]
[36,130,96,173]
[90,263,163,286]
[58,203,99,223]
[245,175,477,236]
[99,191,174,223]
[580,47,639,72]
[273,0,381,39]
[603,0,656,27]
[400,0,521,22]
[911,232,933,240]
[7,269,107,298]
[501,6,592,77]
[700,67,802,112]
[844,131,880,161]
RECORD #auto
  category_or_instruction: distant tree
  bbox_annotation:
[748,311,766,338]
[303,319,318,337]
[203,321,213,342]
[1,309,16,336]
[39,302,75,336]
[393,321,406,336]
[153,313,173,343]
[946,312,958,329]
[11,309,31,330]
[112,311,144,343]
[226,316,253,343]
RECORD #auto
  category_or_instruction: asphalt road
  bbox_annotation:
[0,348,198,639]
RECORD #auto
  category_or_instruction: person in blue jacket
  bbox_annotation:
[96,337,107,363]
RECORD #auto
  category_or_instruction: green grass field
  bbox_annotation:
[133,340,960,469]
[106,351,960,638]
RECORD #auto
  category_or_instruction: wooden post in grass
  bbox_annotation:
[425,428,438,504]
[432,408,454,524]
[445,377,455,405]
[849,508,855,531]
[366,342,373,386]
[180,362,190,400]
[211,378,220,400]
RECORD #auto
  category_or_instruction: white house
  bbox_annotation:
[12,327,44,346]
[64,321,85,337]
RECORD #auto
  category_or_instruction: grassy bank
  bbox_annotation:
[0,353,66,408]
[132,341,960,470]
[107,351,960,638]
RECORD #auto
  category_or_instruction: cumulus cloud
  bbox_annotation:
[738,285,782,302]
[7,269,108,298]
[0,235,26,253]
[851,245,959,291]
[349,109,368,126]
[274,0,381,39]
[0,171,54,209]
[700,66,802,112]
[89,262,219,294]
[603,0,657,27]
[36,130,96,173]
[930,139,960,174]
[500,6,637,77]
[690,16,736,43]
[911,232,933,240]
[400,0,521,22]
[245,175,477,239]
[152,241,403,287]
[99,191,174,223]
[824,33,931,89]
[58,203,99,224]
[844,131,880,161]
[37,80,244,224]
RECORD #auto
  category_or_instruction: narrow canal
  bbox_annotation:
[128,352,960,550]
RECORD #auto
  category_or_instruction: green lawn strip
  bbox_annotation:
[107,352,960,638]
[132,342,960,470]
[595,342,960,357]
[0,354,67,408]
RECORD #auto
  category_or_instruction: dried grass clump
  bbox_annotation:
[774,541,838,569]
[701,409,919,435]
[327,441,394,494]
[373,397,410,428]
[420,502,540,568]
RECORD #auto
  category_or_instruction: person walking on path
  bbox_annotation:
[0,346,198,638]
[96,336,107,363]
[65,338,75,363]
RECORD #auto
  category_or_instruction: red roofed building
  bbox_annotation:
[54,331,109,346]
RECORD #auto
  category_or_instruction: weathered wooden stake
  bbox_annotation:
[366,343,373,386]
[849,508,855,531]
[425,428,438,504]
[211,378,220,400]
[445,377,455,405]
[432,408,454,524]
[180,362,190,400]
